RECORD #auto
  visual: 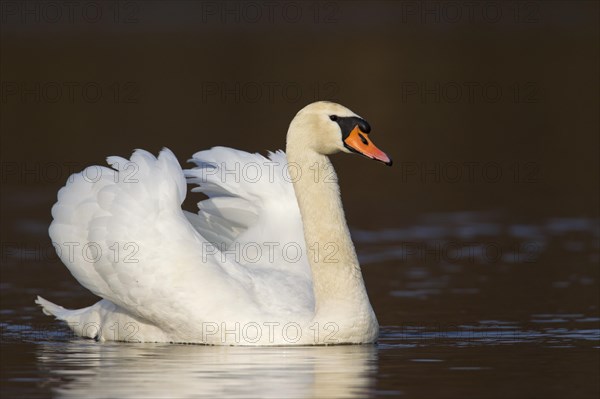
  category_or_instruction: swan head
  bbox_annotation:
[287,101,392,166]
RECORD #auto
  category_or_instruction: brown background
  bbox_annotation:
[1,1,598,231]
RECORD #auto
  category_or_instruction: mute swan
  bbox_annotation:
[36,101,392,345]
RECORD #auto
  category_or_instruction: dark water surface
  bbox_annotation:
[2,185,598,398]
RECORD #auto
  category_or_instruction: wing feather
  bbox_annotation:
[185,147,314,314]
[50,146,314,332]
[50,148,258,333]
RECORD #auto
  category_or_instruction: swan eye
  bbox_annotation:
[329,115,338,121]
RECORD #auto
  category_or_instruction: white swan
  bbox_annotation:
[36,101,392,345]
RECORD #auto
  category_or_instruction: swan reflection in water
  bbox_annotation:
[36,340,377,398]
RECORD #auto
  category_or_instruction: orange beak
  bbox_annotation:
[343,126,392,166]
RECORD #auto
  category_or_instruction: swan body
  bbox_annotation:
[36,101,392,345]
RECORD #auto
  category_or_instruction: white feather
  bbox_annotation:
[41,147,314,344]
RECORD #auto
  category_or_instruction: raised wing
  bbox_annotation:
[185,147,314,312]
[185,147,310,271]
[49,149,256,332]
[51,146,315,332]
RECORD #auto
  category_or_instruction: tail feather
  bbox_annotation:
[35,296,172,342]
[35,296,68,318]
[36,296,106,339]
[35,296,99,327]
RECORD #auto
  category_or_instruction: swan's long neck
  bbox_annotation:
[286,142,376,325]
